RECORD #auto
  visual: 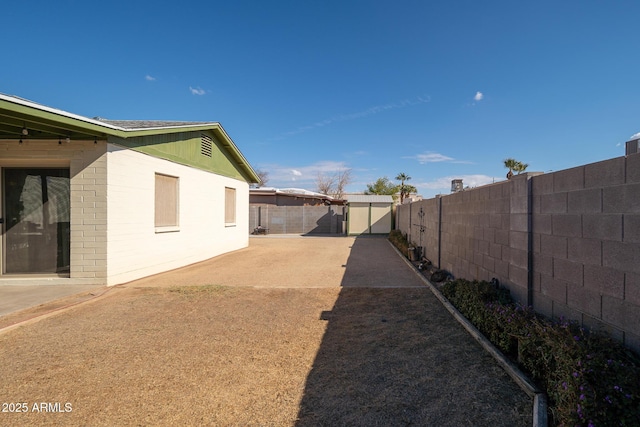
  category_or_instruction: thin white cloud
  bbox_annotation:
[273,96,431,140]
[474,91,483,101]
[145,75,156,81]
[405,152,454,164]
[189,86,206,95]
[291,169,302,176]
[405,152,474,165]
[345,150,369,158]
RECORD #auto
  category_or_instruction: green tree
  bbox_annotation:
[364,177,398,196]
[395,172,417,204]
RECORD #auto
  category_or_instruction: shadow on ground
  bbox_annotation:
[295,236,531,427]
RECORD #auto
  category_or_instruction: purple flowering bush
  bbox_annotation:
[441,279,640,426]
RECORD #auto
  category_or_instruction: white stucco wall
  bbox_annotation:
[105,144,250,285]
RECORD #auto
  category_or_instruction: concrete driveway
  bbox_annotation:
[0,235,421,318]
[127,235,425,289]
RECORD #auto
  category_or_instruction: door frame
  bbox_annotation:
[0,160,71,276]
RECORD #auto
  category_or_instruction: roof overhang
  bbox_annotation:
[0,94,261,183]
[0,94,117,140]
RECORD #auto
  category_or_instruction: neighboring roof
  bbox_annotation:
[345,194,394,204]
[0,93,260,183]
[251,187,336,200]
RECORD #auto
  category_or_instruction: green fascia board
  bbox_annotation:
[0,95,260,183]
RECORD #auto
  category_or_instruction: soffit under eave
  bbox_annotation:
[0,108,111,141]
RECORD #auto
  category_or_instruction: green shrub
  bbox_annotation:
[441,279,640,426]
[388,230,410,256]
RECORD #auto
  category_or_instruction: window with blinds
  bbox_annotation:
[155,173,179,229]
[225,187,236,226]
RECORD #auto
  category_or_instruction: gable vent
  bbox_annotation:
[201,134,213,157]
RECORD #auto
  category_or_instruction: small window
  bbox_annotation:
[155,173,179,231]
[201,134,213,157]
[225,187,236,226]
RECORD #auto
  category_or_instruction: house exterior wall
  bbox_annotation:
[1,140,250,286]
[396,153,640,352]
[105,144,249,285]
[250,194,277,205]
[0,139,108,284]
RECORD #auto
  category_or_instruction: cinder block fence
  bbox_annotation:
[396,153,640,353]
[249,205,344,234]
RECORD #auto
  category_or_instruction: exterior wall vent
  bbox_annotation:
[201,134,213,157]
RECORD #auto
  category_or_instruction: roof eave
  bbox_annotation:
[0,94,261,184]
[1,94,222,138]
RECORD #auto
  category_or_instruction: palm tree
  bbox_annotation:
[504,158,518,179]
[395,172,416,204]
[513,161,529,175]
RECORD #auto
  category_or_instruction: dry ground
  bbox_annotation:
[0,237,531,426]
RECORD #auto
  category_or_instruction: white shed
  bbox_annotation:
[345,195,394,235]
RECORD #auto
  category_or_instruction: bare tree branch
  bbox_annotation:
[315,168,351,198]
[315,172,336,195]
[333,169,352,199]
[252,169,270,188]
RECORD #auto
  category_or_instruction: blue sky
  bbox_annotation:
[2,1,640,198]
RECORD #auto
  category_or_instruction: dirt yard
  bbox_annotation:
[0,237,531,426]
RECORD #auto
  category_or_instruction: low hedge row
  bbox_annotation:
[441,279,640,427]
[387,232,639,425]
[388,230,410,257]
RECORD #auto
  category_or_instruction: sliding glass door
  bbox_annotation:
[2,168,70,274]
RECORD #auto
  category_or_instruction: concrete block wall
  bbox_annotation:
[249,205,344,234]
[532,155,640,350]
[396,153,640,352]
[402,198,439,262]
[70,143,108,283]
